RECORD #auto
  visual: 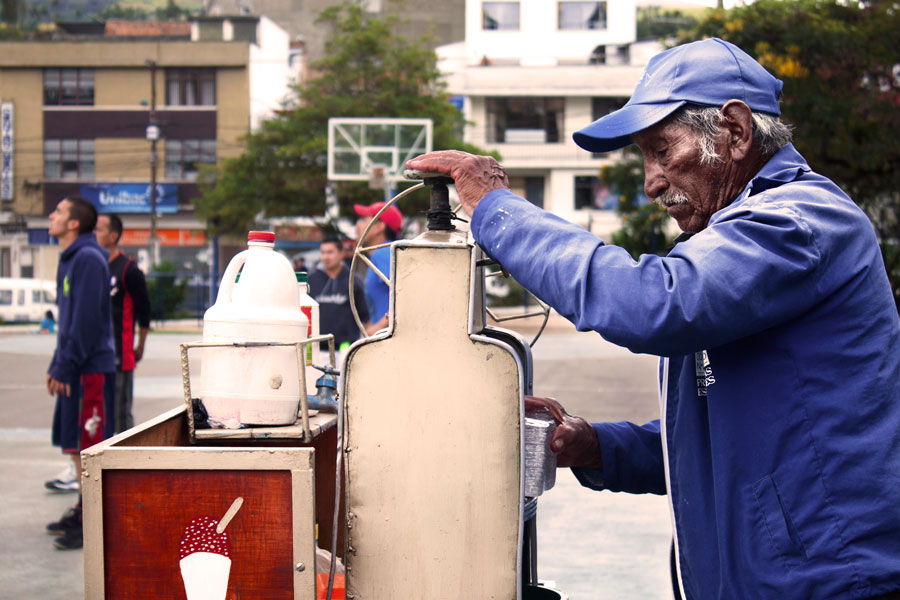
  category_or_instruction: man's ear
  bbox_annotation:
[721,100,754,161]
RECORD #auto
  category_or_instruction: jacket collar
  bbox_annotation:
[744,143,811,198]
[61,232,107,261]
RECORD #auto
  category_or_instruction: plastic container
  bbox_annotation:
[297,272,320,396]
[198,231,308,427]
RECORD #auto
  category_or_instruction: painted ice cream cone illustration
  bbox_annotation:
[179,497,243,600]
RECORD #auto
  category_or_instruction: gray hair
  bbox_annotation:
[673,105,793,165]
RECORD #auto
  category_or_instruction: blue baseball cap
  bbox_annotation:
[573,38,784,153]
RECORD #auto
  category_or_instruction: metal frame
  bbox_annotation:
[180,334,336,443]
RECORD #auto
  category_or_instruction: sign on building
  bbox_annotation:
[1,102,13,202]
[80,183,178,214]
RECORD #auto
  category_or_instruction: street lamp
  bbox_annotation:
[146,60,160,268]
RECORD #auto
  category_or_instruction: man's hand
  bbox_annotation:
[525,396,603,470]
[46,374,71,397]
[133,342,145,363]
[406,150,509,218]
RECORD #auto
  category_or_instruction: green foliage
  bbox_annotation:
[605,147,672,259]
[99,4,151,20]
[637,6,698,41]
[680,0,900,309]
[0,22,24,38]
[197,0,488,236]
[147,261,188,320]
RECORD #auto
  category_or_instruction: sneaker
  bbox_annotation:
[45,463,79,493]
[46,506,82,536]
[53,525,83,550]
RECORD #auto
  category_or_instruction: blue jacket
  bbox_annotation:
[48,232,116,383]
[471,144,900,599]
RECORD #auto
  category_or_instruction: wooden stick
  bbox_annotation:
[216,497,243,533]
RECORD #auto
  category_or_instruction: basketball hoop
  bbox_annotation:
[368,165,386,190]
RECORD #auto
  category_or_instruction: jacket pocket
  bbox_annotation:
[752,473,809,569]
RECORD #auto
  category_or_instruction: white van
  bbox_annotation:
[0,278,57,323]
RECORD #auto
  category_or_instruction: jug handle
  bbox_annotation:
[214,249,249,306]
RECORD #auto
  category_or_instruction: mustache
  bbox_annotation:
[655,189,690,209]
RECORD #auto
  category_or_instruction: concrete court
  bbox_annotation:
[0,316,674,599]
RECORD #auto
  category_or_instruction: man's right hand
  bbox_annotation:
[406,150,509,218]
[526,396,603,470]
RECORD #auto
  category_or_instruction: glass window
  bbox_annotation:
[166,139,216,181]
[486,98,564,144]
[166,69,216,106]
[575,175,649,210]
[0,290,11,305]
[32,290,41,303]
[483,2,520,30]
[17,289,25,305]
[559,1,606,30]
[44,139,93,180]
[44,68,94,105]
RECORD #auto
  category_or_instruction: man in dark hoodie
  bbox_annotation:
[44,196,116,551]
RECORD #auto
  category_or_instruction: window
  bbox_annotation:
[486,98,564,144]
[575,175,649,210]
[166,139,216,181]
[591,97,628,157]
[483,2,520,30]
[0,289,11,305]
[32,290,41,304]
[575,176,615,210]
[44,139,94,180]
[166,69,216,106]
[559,2,606,30]
[44,68,94,105]
[592,97,629,120]
[510,176,545,208]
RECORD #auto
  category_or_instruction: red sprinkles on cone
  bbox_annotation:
[179,516,231,560]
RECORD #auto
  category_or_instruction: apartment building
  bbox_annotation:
[438,0,660,235]
[0,15,297,279]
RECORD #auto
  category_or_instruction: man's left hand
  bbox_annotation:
[525,396,603,470]
[406,150,509,218]
[134,343,144,362]
[46,374,71,397]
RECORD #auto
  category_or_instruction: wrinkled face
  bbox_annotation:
[94,215,117,249]
[319,241,343,271]
[48,199,75,239]
[633,119,729,233]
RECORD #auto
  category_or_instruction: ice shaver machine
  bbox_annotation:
[339,171,564,599]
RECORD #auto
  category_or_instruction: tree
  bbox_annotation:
[680,0,900,308]
[604,147,672,259]
[636,6,698,42]
[197,0,487,236]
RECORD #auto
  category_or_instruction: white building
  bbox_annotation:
[438,0,662,236]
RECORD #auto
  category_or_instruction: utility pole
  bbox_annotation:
[145,59,161,268]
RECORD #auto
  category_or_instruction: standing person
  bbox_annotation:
[408,38,900,599]
[94,213,152,436]
[44,196,116,551]
[353,201,402,334]
[308,237,371,350]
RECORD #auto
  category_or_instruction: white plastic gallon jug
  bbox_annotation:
[198,231,308,427]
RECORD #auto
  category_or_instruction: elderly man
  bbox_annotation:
[408,38,900,599]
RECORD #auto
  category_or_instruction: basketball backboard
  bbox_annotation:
[327,117,432,182]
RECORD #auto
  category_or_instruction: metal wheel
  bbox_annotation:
[349,183,424,337]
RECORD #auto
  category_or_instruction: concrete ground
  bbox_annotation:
[0,314,674,599]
